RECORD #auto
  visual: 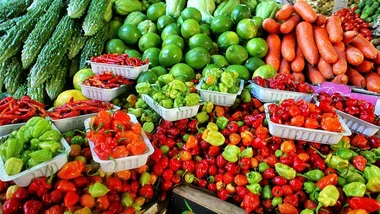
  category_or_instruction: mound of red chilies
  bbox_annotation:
[91,53,149,66]
[82,72,134,89]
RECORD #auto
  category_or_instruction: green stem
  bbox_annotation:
[310,146,327,159]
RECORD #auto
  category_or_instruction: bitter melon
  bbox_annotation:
[4,57,24,94]
[13,83,27,99]
[67,0,91,19]
[69,54,80,78]
[0,16,22,33]
[80,21,109,69]
[46,56,69,100]
[30,15,75,88]
[22,0,64,69]
[82,0,107,36]
[68,22,88,60]
[0,58,9,92]
[104,0,113,22]
[0,0,51,64]
[27,74,45,103]
[0,0,32,20]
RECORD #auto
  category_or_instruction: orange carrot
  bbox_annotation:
[279,58,291,74]
[293,0,317,23]
[281,33,296,62]
[291,46,305,73]
[331,74,348,85]
[333,42,347,75]
[350,34,378,59]
[317,58,334,79]
[262,18,281,34]
[366,72,380,93]
[276,4,294,20]
[373,50,380,65]
[346,67,366,88]
[343,31,358,44]
[315,15,326,26]
[280,14,301,34]
[265,34,281,71]
[292,72,305,82]
[346,45,364,66]
[355,60,374,73]
[377,66,380,76]
[314,27,338,64]
[296,22,319,65]
[306,63,326,84]
[326,16,343,43]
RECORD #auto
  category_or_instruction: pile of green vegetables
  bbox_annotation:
[0,117,63,176]
[128,98,161,134]
[200,67,241,93]
[353,0,380,23]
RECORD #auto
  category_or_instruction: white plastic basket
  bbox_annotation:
[84,114,154,173]
[0,122,26,136]
[141,94,201,122]
[0,124,71,187]
[88,61,149,80]
[264,103,352,145]
[336,110,380,136]
[50,106,120,133]
[196,79,244,107]
[249,82,313,103]
[80,84,127,102]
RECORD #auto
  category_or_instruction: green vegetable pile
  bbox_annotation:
[0,117,63,176]
[353,0,380,23]
[200,67,241,93]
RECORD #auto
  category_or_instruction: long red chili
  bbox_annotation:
[348,197,380,213]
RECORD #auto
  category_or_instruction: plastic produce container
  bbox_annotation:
[80,84,127,102]
[249,81,313,103]
[141,94,201,122]
[0,124,71,187]
[196,80,244,107]
[84,114,154,173]
[0,122,26,136]
[88,61,149,80]
[264,103,352,145]
[336,110,380,136]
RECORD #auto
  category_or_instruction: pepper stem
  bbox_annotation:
[73,129,86,135]
[315,203,323,214]
[184,199,194,213]
[310,146,327,159]
[341,203,349,212]
[108,156,117,171]
[47,166,54,184]
[296,173,310,179]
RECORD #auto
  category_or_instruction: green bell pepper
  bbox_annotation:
[202,102,214,113]
[262,185,272,199]
[222,145,240,162]
[335,148,357,161]
[136,82,151,94]
[255,0,279,20]
[196,111,209,124]
[367,176,380,193]
[135,98,148,109]
[184,93,200,106]
[275,163,296,180]
[4,157,23,175]
[21,150,31,165]
[330,137,350,151]
[141,109,153,122]
[5,137,23,160]
[153,92,167,102]
[304,169,324,182]
[216,116,228,130]
[316,185,339,212]
[89,182,110,198]
[300,209,314,214]
[70,136,84,145]
[303,181,317,194]
[29,150,52,163]
[339,168,366,183]
[158,74,174,84]
[38,141,61,153]
[272,197,283,207]
[246,183,261,194]
[364,165,380,180]
[31,118,52,138]
[39,129,61,142]
[246,171,262,184]
[142,122,155,134]
[114,0,143,16]
[240,88,251,103]
[360,150,379,164]
[218,83,228,93]
[173,96,184,108]
[128,108,143,118]
[343,182,366,197]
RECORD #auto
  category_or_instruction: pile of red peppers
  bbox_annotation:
[91,53,149,67]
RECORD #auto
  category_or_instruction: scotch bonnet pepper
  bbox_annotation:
[316,185,339,213]
[367,176,380,193]
[222,145,240,162]
[89,182,109,198]
[246,171,262,184]
[364,165,380,180]
[274,163,296,180]
[246,183,261,194]
[348,197,380,213]
[4,157,23,175]
[340,168,366,183]
[202,122,225,146]
[343,182,366,197]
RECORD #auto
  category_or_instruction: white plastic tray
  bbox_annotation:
[0,124,71,187]
[84,114,154,173]
[336,110,380,136]
[196,80,244,107]
[0,122,26,136]
[249,82,313,103]
[264,103,352,145]
[50,105,120,133]
[141,94,201,122]
[87,61,149,80]
[80,84,127,102]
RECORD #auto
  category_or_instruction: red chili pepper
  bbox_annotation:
[352,155,367,172]
[64,191,79,208]
[23,200,43,214]
[195,160,209,179]
[106,177,122,192]
[348,197,380,213]
[55,180,76,193]
[316,173,338,190]
[28,172,54,197]
[242,193,260,213]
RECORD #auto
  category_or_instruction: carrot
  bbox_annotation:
[291,46,305,73]
[377,66,380,76]
[279,58,291,74]
[355,60,374,73]
[365,72,380,93]
[343,31,358,44]
[333,42,347,75]
[262,18,281,34]
[346,67,366,88]
[326,16,343,43]
[331,74,348,85]
[314,27,338,64]
[281,33,296,62]
[373,50,380,65]
[346,45,364,66]
[292,72,305,82]
[306,64,326,84]
[315,15,326,26]
[296,22,319,65]
[276,4,294,21]
[280,14,301,34]
[293,0,317,23]
[350,34,378,59]
[265,34,281,71]
[317,58,334,79]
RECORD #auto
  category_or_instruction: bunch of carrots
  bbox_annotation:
[262,0,380,93]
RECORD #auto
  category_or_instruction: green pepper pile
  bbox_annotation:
[0,117,63,176]
[200,68,241,94]
[128,98,160,134]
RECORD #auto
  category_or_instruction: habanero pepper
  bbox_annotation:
[343,182,366,197]
[367,176,380,193]
[364,165,380,180]
[55,180,76,193]
[339,168,365,183]
[57,160,85,180]
[352,155,367,172]
[360,150,379,164]
[315,185,339,213]
[23,200,43,214]
[195,160,209,179]
[348,197,380,213]
[316,173,339,190]
[28,170,54,197]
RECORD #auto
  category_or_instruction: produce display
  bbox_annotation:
[82,72,134,89]
[352,0,380,24]
[200,68,241,93]
[334,7,372,41]
[48,98,113,120]
[252,74,314,93]
[0,96,47,125]
[0,117,62,175]
[91,53,149,66]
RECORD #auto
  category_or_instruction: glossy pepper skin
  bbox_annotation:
[38,129,61,142]
[303,169,324,182]
[348,197,380,213]
[89,182,109,198]
[262,185,272,199]
[38,141,61,153]
[274,163,296,180]
[246,183,262,194]
[135,82,151,94]
[335,148,357,161]
[343,182,366,197]
[57,160,85,180]
[196,111,209,124]
[222,145,240,162]
[246,171,262,184]
[4,157,23,175]
[303,182,317,194]
[339,168,366,183]
[316,185,339,213]
[30,117,52,138]
[216,116,229,130]
[28,172,54,197]
[360,150,379,164]
[364,165,380,180]
[3,138,23,160]
[330,136,350,151]
[23,200,43,214]
[367,177,380,193]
